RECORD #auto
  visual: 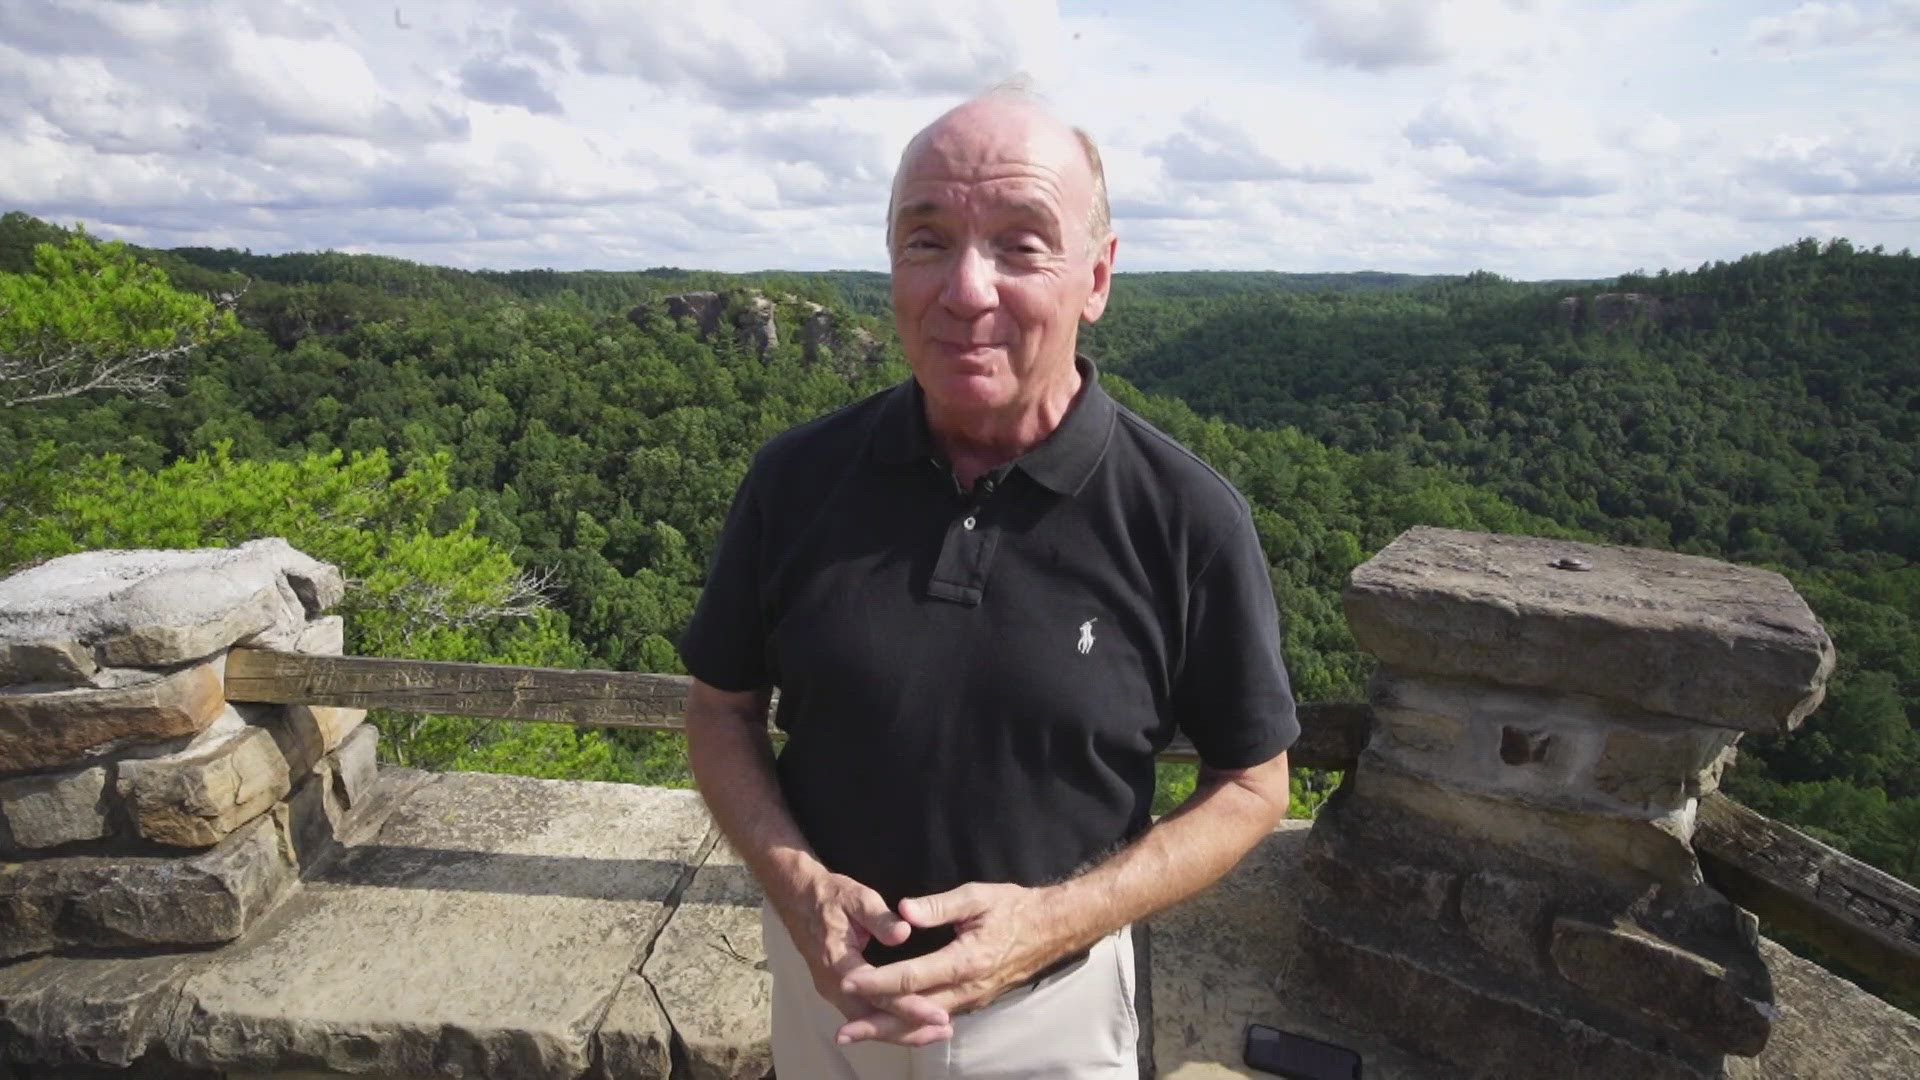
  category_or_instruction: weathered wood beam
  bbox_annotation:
[224,647,1369,771]
[1695,791,1920,998]
[224,647,694,729]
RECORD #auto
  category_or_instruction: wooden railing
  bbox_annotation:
[225,646,1919,999]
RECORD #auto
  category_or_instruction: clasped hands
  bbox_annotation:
[783,871,1070,1047]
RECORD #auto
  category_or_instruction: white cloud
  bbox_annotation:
[1404,86,1621,199]
[1748,135,1920,195]
[1748,0,1920,51]
[1292,0,1447,70]
[1148,110,1369,184]
[460,55,565,115]
[1288,0,1559,73]
[0,0,1914,277]
[523,0,1056,107]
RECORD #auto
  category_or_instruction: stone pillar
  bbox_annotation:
[0,539,378,962]
[1301,527,1835,1080]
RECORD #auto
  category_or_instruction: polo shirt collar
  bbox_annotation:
[871,355,1116,496]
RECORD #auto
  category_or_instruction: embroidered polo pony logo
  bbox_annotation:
[1078,618,1097,655]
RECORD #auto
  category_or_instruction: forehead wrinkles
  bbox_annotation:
[895,154,1087,240]
[897,171,1069,221]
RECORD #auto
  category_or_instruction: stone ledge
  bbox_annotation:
[1343,527,1834,733]
[635,837,769,1080]
[163,773,712,1079]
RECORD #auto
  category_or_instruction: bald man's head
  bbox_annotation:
[887,90,1112,255]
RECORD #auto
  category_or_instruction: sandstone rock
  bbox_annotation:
[736,295,778,357]
[1151,822,1439,1080]
[0,764,111,851]
[1459,870,1552,971]
[236,700,366,779]
[117,724,291,848]
[1344,527,1834,733]
[168,774,712,1079]
[278,754,342,871]
[592,976,675,1080]
[0,952,205,1069]
[0,657,226,774]
[278,735,404,876]
[292,614,345,656]
[0,539,341,679]
[1550,915,1772,1056]
[0,811,297,961]
[1368,667,1741,814]
[800,306,836,366]
[277,725,379,870]
[1348,759,1703,887]
[279,560,344,617]
[1727,937,1920,1078]
[1302,822,1456,924]
[637,837,769,1080]
[1300,911,1721,1079]
[663,291,724,336]
[0,638,97,686]
[330,721,377,808]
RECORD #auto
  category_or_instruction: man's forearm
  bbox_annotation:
[683,682,827,911]
[1043,752,1291,953]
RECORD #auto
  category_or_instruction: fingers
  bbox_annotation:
[848,888,913,948]
[897,883,985,929]
[840,946,967,998]
[836,1007,955,1047]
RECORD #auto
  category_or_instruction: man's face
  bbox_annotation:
[888,101,1115,422]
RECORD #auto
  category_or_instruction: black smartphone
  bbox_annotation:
[1243,1022,1362,1080]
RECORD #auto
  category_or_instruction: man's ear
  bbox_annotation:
[1082,234,1118,324]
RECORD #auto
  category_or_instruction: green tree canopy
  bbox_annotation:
[0,230,236,407]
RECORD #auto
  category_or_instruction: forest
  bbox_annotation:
[1,211,1913,890]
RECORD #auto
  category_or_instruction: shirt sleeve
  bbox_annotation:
[1170,508,1299,769]
[677,461,772,692]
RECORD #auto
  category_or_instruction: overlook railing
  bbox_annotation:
[222,644,1920,1002]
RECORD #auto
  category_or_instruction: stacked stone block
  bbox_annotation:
[0,539,376,962]
[1302,527,1837,1079]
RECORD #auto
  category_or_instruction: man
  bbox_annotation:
[680,87,1297,1078]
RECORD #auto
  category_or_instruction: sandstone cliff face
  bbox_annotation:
[1557,292,1707,330]
[628,290,887,371]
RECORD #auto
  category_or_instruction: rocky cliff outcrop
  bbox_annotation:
[629,290,885,371]
[1557,292,1707,330]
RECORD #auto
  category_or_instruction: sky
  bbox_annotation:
[1,0,1915,280]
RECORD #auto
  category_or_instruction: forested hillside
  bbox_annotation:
[2,213,1912,886]
[1083,241,1920,880]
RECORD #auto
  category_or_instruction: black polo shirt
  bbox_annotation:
[679,358,1296,960]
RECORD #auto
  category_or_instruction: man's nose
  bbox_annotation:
[939,243,998,318]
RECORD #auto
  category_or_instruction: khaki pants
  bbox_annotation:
[762,904,1139,1079]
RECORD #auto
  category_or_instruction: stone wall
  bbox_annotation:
[0,540,376,962]
[1301,527,1837,1079]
